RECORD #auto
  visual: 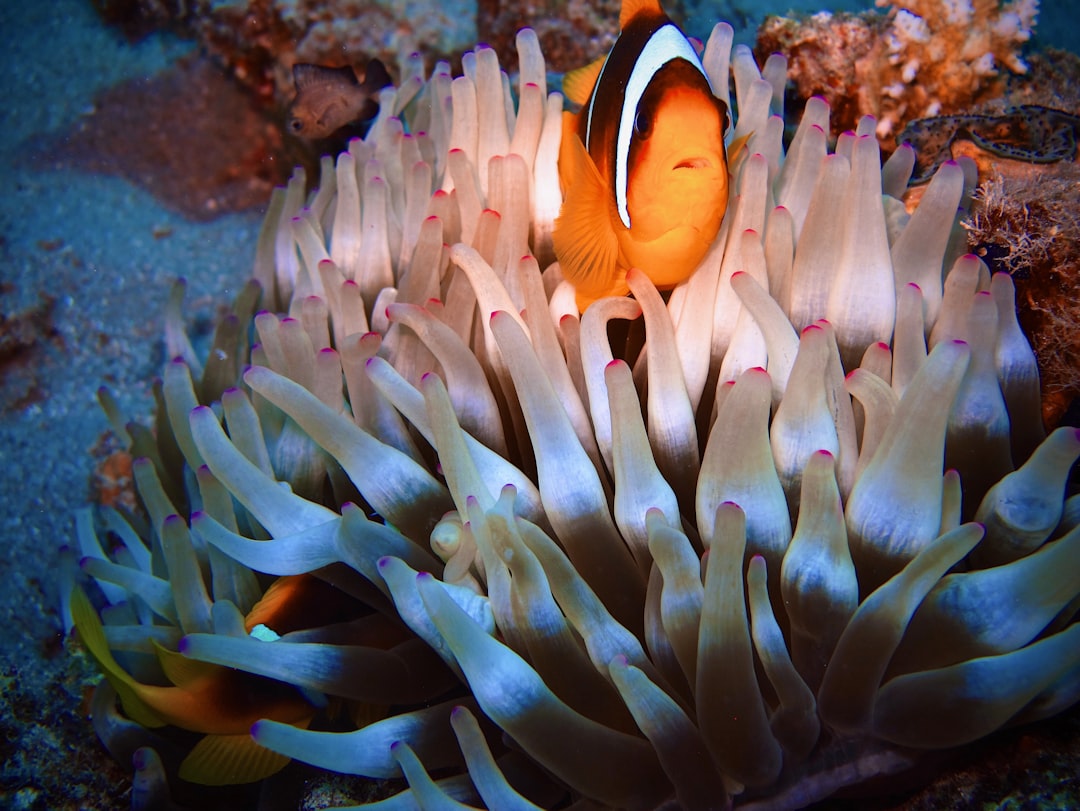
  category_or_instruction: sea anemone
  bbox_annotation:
[67,23,1080,811]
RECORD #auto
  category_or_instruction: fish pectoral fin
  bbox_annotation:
[553,132,622,306]
[178,723,308,786]
[69,586,168,729]
[562,54,606,107]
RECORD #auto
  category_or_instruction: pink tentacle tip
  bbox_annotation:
[163,514,183,527]
[132,749,151,770]
[177,636,191,655]
[250,720,263,738]
[800,324,823,335]
[190,510,204,522]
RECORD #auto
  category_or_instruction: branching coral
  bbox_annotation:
[963,165,1080,424]
[65,21,1080,811]
[757,0,1039,141]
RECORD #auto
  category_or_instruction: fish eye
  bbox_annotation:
[634,108,653,139]
[289,118,304,133]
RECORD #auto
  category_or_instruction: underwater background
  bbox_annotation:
[1,0,1077,808]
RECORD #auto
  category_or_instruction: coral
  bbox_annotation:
[963,164,1080,425]
[32,57,290,220]
[756,0,1039,143]
[0,292,61,413]
[67,22,1080,811]
[477,0,621,73]
[897,104,1080,183]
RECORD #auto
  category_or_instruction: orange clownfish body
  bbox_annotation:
[553,0,731,311]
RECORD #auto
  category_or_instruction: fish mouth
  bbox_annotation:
[673,157,714,170]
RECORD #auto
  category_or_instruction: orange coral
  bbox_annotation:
[757,0,1038,143]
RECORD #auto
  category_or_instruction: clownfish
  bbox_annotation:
[70,574,391,785]
[553,0,732,311]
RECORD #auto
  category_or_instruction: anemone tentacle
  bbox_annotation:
[68,19,1078,811]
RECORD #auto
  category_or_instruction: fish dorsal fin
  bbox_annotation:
[552,123,622,309]
[563,54,607,107]
[620,0,664,29]
[155,639,221,688]
[69,586,167,729]
[292,63,359,90]
[178,726,306,785]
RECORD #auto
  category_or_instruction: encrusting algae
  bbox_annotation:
[64,3,1080,810]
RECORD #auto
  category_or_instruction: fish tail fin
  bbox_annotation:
[362,58,393,92]
[179,727,304,785]
[70,585,168,729]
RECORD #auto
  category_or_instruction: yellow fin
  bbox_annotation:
[70,586,167,729]
[552,128,622,309]
[620,0,664,28]
[562,54,606,107]
[154,640,221,689]
[727,131,752,160]
[179,728,302,785]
